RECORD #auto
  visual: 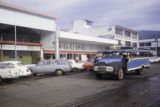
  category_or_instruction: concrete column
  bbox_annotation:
[123,29,125,47]
[14,25,17,61]
[55,28,59,59]
[131,32,133,47]
[40,47,44,60]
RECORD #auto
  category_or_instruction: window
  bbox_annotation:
[57,60,67,65]
[146,42,151,46]
[125,41,131,47]
[115,28,123,35]
[124,31,131,37]
[108,28,112,31]
[118,40,122,45]
[132,33,137,38]
[140,43,145,46]
[132,42,137,48]
[0,63,7,69]
[7,63,15,68]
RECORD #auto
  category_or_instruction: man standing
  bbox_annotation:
[122,54,129,72]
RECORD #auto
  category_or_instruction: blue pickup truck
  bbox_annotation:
[93,50,151,80]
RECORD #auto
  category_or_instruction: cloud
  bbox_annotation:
[133,24,160,31]
[1,0,88,13]
[1,0,160,30]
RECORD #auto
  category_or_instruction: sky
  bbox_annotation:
[2,0,160,31]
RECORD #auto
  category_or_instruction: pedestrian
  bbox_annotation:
[122,53,129,73]
[94,56,99,64]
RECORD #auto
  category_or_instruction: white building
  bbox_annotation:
[71,20,139,49]
[139,30,160,56]
[43,31,118,61]
[0,2,57,63]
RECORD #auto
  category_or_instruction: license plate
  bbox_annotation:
[98,67,106,71]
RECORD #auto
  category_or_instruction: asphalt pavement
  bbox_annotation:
[0,63,160,107]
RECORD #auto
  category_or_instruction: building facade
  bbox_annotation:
[71,20,139,49]
[0,2,118,63]
[139,30,160,56]
[0,2,57,64]
[43,31,118,61]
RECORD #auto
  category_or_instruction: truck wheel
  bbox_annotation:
[55,69,64,76]
[96,74,102,79]
[136,68,143,75]
[116,68,124,80]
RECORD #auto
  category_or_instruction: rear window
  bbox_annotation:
[0,63,7,68]
[6,63,15,68]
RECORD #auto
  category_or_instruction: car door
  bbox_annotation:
[43,60,53,73]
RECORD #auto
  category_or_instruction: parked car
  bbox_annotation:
[28,59,71,76]
[0,61,31,82]
[4,61,32,77]
[67,60,85,72]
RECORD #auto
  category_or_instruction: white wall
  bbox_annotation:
[0,8,56,31]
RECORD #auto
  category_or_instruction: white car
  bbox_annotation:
[1,61,32,79]
[0,61,19,82]
[68,60,85,72]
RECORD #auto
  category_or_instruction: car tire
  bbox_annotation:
[55,69,64,76]
[0,76,2,83]
[95,74,102,79]
[116,68,124,80]
[72,68,79,72]
[136,68,143,75]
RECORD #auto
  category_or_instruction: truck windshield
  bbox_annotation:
[103,53,121,58]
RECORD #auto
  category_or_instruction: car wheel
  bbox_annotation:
[116,68,124,80]
[95,74,102,79]
[0,76,2,83]
[72,68,79,72]
[55,69,64,76]
[136,68,143,75]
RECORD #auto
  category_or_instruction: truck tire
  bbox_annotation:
[136,68,143,75]
[95,74,102,79]
[116,68,124,80]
